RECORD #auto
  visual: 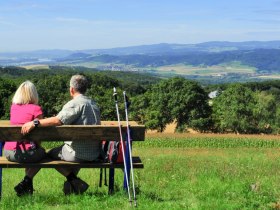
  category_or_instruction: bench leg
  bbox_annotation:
[0,142,2,199]
[108,168,114,195]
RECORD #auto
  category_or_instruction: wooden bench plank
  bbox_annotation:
[0,156,144,169]
[0,125,145,142]
[0,121,141,126]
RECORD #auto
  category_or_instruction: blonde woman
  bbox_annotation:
[4,81,46,196]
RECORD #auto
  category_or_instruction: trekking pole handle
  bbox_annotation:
[123,91,127,108]
[123,91,130,109]
[113,87,118,102]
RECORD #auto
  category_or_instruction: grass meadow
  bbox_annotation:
[154,62,255,76]
[1,134,280,209]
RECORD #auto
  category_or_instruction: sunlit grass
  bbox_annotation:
[1,137,280,209]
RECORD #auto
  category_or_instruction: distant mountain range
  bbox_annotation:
[2,41,280,58]
[1,41,280,75]
[79,41,280,55]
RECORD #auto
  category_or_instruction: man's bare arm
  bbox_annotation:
[21,116,62,135]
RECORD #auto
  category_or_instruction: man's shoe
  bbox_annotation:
[63,181,74,195]
[14,179,33,197]
[69,178,89,195]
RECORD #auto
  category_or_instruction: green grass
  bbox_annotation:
[154,62,256,76]
[1,137,280,209]
[137,136,280,148]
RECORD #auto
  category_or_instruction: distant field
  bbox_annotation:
[18,62,280,83]
[68,62,102,68]
[55,60,257,77]
[258,75,280,79]
[22,64,50,70]
[155,63,256,76]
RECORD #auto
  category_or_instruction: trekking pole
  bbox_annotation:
[123,91,137,207]
[113,87,132,206]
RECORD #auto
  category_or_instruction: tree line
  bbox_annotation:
[0,66,279,134]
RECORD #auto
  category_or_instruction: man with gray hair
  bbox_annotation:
[21,74,101,195]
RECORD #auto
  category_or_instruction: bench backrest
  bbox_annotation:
[0,122,145,142]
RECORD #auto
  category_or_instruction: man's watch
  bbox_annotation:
[33,119,40,128]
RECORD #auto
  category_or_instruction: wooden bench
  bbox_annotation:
[0,121,145,196]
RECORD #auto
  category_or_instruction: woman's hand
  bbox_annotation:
[21,121,35,135]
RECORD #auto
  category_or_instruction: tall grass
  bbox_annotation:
[137,136,280,148]
[1,136,280,209]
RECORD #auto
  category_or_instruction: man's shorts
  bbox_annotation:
[47,144,85,162]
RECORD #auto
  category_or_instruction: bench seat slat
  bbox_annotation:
[0,156,144,169]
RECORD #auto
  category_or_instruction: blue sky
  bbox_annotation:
[1,0,280,51]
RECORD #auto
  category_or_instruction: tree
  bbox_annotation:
[0,78,16,119]
[131,77,212,132]
[35,75,70,117]
[253,91,280,134]
[212,84,257,133]
[87,74,120,120]
[274,106,280,134]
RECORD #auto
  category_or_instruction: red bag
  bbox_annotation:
[101,141,125,163]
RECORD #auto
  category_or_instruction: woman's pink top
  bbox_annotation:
[4,104,43,151]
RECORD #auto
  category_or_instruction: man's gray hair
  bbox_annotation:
[70,75,88,94]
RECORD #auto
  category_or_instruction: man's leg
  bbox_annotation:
[47,144,88,195]
[48,144,80,176]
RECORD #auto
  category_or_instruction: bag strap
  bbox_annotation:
[16,141,27,151]
[98,168,108,187]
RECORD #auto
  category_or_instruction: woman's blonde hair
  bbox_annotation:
[12,81,39,105]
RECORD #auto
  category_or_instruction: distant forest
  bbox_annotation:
[0,66,279,134]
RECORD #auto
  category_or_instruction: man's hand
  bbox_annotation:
[21,121,35,135]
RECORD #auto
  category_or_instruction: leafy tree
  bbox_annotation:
[253,91,278,133]
[34,75,70,117]
[212,84,257,133]
[0,78,16,119]
[88,87,117,120]
[274,106,280,134]
[130,94,150,124]
[131,77,211,132]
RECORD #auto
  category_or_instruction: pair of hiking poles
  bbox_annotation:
[113,87,137,207]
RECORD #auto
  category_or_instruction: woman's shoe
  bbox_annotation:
[14,179,33,196]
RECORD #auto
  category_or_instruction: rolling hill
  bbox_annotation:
[1,41,280,83]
